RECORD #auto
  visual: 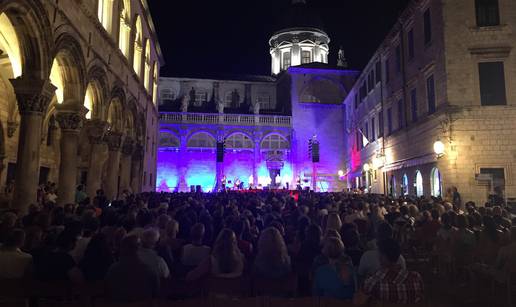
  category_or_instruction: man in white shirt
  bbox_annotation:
[0,229,32,279]
[138,228,170,279]
[181,223,211,267]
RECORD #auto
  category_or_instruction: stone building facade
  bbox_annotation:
[344,0,516,204]
[157,1,358,193]
[0,0,162,213]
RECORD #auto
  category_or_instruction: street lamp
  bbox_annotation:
[433,140,445,157]
[363,163,371,172]
[338,170,344,177]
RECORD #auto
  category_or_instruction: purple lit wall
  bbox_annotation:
[224,150,254,187]
[156,149,180,192]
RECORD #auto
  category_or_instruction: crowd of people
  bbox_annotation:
[0,188,515,305]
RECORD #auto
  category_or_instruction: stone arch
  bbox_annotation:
[124,98,138,139]
[299,76,348,104]
[0,0,53,79]
[106,84,126,132]
[159,130,180,148]
[260,133,289,150]
[187,131,216,148]
[51,31,87,104]
[225,132,254,149]
[85,64,109,120]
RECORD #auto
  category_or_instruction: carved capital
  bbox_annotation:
[56,103,88,132]
[10,78,56,115]
[7,121,18,138]
[122,138,135,155]
[104,131,124,152]
[85,119,109,144]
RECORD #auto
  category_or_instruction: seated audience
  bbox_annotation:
[106,235,159,302]
[0,229,33,279]
[138,228,170,279]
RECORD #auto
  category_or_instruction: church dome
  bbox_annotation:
[269,0,330,75]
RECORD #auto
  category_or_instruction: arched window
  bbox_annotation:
[282,51,291,70]
[225,133,253,149]
[144,39,151,91]
[187,132,216,148]
[261,134,289,150]
[431,168,442,197]
[118,0,131,58]
[414,170,423,197]
[152,62,158,105]
[97,0,113,33]
[133,16,143,78]
[159,132,179,148]
[401,174,409,196]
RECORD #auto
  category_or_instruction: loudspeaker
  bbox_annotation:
[190,185,195,192]
[216,142,224,162]
[196,185,201,193]
[312,143,320,163]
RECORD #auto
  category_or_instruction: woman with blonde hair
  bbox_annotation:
[253,227,291,279]
[186,228,244,281]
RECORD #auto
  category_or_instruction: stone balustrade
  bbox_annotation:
[160,112,292,127]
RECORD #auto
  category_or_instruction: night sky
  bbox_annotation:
[148,0,411,77]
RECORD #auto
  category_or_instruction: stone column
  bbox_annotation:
[85,120,109,198]
[119,138,134,193]
[130,144,144,193]
[56,103,87,206]
[10,78,56,214]
[253,132,262,186]
[178,132,188,192]
[104,131,123,201]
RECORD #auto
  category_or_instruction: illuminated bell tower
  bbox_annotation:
[269,0,330,75]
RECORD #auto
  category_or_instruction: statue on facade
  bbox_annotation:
[253,102,260,115]
[181,95,189,112]
[337,46,348,68]
[189,87,196,103]
[231,89,240,108]
[217,100,224,114]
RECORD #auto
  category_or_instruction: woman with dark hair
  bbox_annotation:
[186,228,244,281]
[79,233,114,281]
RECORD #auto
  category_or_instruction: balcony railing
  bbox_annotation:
[160,112,292,127]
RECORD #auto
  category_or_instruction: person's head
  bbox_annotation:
[212,228,240,273]
[322,236,345,260]
[257,227,288,260]
[305,224,322,246]
[141,228,160,249]
[376,222,393,241]
[190,223,205,244]
[430,209,440,221]
[82,216,100,237]
[166,219,179,239]
[2,228,25,249]
[157,214,171,230]
[56,230,77,252]
[378,238,401,267]
[119,235,140,259]
[342,228,360,248]
[326,213,342,232]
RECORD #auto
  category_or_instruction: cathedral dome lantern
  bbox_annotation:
[269,0,330,75]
